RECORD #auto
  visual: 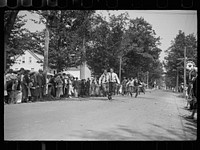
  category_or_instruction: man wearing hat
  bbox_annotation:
[37,69,46,100]
[187,68,198,119]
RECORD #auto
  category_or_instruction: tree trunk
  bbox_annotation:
[4,10,19,72]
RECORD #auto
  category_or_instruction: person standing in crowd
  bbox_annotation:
[46,74,54,98]
[21,70,30,103]
[121,77,128,96]
[134,77,141,98]
[99,69,110,97]
[94,77,100,96]
[73,77,79,98]
[62,74,68,98]
[50,75,56,98]
[68,77,74,98]
[55,74,63,99]
[108,68,120,100]
[80,79,87,97]
[86,78,91,96]
[37,69,46,101]
[90,78,96,96]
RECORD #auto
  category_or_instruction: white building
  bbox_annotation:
[10,50,56,74]
[10,50,92,79]
[63,64,92,80]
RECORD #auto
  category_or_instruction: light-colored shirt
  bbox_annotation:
[99,73,110,84]
[108,72,120,84]
[127,79,134,86]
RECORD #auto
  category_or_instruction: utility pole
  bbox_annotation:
[43,11,50,87]
[119,56,122,82]
[176,68,179,92]
[80,35,86,79]
[183,46,187,98]
[147,71,149,89]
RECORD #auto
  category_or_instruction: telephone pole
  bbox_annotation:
[183,46,187,98]
[80,35,86,79]
[119,56,122,82]
[43,11,50,86]
[147,71,149,89]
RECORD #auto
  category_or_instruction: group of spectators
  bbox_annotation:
[4,67,148,104]
[4,68,47,104]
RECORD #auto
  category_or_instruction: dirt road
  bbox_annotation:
[4,90,197,140]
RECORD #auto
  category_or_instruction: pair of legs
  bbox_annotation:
[108,82,116,99]
[187,96,197,119]
[102,83,109,97]
[135,86,139,98]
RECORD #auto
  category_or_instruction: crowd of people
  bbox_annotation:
[4,67,148,104]
[185,68,198,120]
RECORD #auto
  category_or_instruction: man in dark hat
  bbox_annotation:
[37,69,46,100]
[21,70,30,103]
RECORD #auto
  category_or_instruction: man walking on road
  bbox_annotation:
[134,77,141,98]
[108,68,120,100]
[99,69,110,97]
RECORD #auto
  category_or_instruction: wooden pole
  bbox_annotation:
[44,26,49,81]
[176,68,179,92]
[80,35,86,79]
[147,71,149,89]
[184,46,187,98]
[119,56,122,82]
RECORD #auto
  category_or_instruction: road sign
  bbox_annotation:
[186,61,195,70]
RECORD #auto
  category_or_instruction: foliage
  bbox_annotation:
[164,30,197,87]
[32,10,95,72]
[86,15,163,81]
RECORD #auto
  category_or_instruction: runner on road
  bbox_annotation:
[108,68,120,100]
[99,69,110,97]
[134,77,141,98]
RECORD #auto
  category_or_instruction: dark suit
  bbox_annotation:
[134,80,141,98]
[37,73,46,99]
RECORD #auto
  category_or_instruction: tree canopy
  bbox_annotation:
[6,10,164,84]
[164,30,197,88]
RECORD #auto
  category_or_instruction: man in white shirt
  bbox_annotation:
[108,68,120,100]
[99,69,110,97]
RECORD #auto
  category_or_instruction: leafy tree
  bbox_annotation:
[4,10,19,71]
[5,12,29,68]
[33,10,95,72]
[164,30,197,88]
[122,17,162,80]
[86,12,129,76]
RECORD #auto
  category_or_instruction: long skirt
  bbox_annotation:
[68,85,73,96]
[56,87,62,98]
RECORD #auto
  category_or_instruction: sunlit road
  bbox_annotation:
[4,90,197,140]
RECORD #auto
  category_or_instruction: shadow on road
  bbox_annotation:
[71,123,191,140]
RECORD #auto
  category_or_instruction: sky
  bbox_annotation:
[20,10,197,62]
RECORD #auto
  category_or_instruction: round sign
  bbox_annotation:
[186,61,195,70]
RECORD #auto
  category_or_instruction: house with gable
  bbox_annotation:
[10,50,92,79]
[9,50,57,74]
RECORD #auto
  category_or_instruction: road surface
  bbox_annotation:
[4,89,197,140]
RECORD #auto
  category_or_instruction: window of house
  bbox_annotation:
[22,57,25,63]
[29,57,32,63]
